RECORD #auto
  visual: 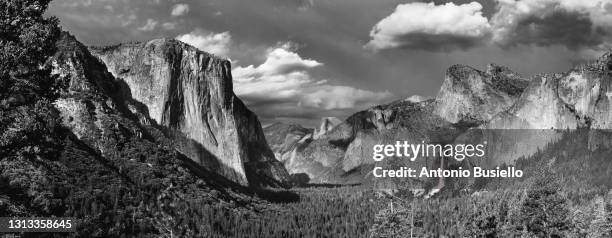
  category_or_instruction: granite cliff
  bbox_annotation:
[485,53,612,130]
[313,117,342,139]
[51,33,289,187]
[434,63,529,125]
[458,53,612,167]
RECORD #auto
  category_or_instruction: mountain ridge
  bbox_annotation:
[263,51,612,192]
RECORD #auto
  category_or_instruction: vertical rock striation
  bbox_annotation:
[313,117,342,139]
[486,53,612,130]
[434,64,529,125]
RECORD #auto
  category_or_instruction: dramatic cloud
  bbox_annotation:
[233,44,393,121]
[176,29,233,58]
[491,0,612,49]
[367,0,612,52]
[49,0,612,126]
[138,18,158,31]
[366,2,491,51]
[171,3,189,17]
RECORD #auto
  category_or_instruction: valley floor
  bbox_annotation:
[203,185,380,238]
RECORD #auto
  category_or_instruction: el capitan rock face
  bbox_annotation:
[51,33,289,187]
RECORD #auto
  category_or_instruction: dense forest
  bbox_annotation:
[371,130,612,237]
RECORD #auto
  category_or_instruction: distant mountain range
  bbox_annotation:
[262,52,612,195]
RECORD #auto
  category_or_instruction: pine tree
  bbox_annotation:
[519,173,571,237]
[0,0,61,160]
[0,0,60,99]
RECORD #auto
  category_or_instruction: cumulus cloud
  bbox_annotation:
[233,44,393,117]
[171,3,190,17]
[137,18,158,31]
[366,2,491,51]
[367,0,612,52]
[176,29,233,58]
[162,22,176,30]
[491,0,612,49]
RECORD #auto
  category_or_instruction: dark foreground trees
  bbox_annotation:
[0,0,62,166]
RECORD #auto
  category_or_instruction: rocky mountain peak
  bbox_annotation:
[314,117,342,139]
[486,63,510,75]
[486,51,612,130]
[434,63,529,125]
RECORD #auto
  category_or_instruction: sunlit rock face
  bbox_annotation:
[50,33,141,155]
[263,123,314,164]
[50,34,289,187]
[313,117,342,139]
[461,53,612,167]
[484,53,612,130]
[550,53,612,129]
[434,64,529,125]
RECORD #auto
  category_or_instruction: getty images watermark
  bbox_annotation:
[371,141,523,178]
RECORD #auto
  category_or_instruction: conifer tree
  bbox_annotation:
[0,0,61,160]
[520,172,571,237]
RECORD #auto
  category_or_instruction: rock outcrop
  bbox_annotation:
[51,33,289,187]
[461,53,612,166]
[434,64,529,125]
[313,117,342,139]
[51,33,145,155]
[263,123,314,164]
[486,53,612,130]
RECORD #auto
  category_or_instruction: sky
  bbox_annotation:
[47,0,612,127]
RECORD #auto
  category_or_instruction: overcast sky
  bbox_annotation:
[48,0,612,127]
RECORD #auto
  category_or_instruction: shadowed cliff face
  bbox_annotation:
[50,33,289,187]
